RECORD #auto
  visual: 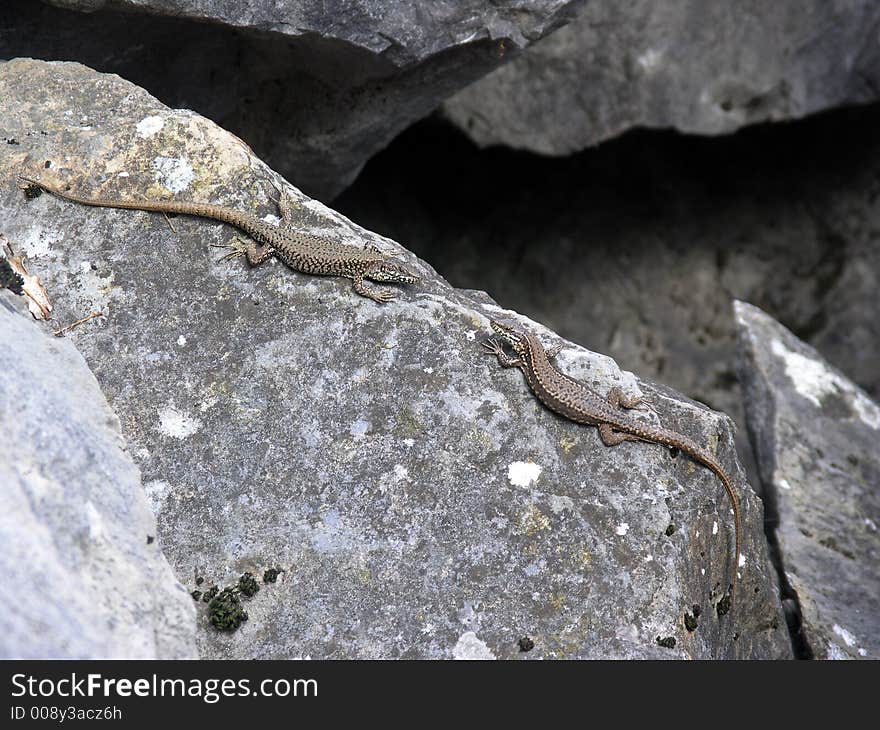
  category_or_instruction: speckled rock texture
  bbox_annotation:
[0,299,197,659]
[0,59,790,659]
[3,0,582,198]
[736,302,879,660]
[444,0,880,154]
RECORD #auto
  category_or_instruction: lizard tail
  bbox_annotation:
[651,427,742,606]
[18,174,254,232]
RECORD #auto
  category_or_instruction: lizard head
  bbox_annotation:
[489,319,529,356]
[367,261,420,285]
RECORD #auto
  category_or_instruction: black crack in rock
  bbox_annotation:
[0,259,24,295]
[237,572,260,598]
[665,524,676,537]
[262,568,283,584]
[518,636,535,652]
[22,182,42,199]
[208,588,248,632]
[656,636,677,649]
[201,585,219,603]
[190,590,202,602]
[716,592,731,617]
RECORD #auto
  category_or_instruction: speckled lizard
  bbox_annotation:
[19,175,419,303]
[482,319,742,606]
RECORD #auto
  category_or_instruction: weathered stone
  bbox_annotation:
[735,301,879,660]
[0,298,197,659]
[338,104,880,498]
[444,0,880,154]
[3,0,583,198]
[0,59,790,658]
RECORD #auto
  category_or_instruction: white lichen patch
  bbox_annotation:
[465,329,477,341]
[156,406,202,439]
[84,502,106,543]
[393,464,409,482]
[176,335,187,346]
[349,419,370,440]
[771,339,880,429]
[738,553,746,568]
[452,631,495,660]
[832,624,857,647]
[136,115,165,138]
[636,48,663,73]
[152,156,195,193]
[507,461,541,487]
[713,521,719,535]
[143,479,171,515]
[19,225,64,259]
[548,494,575,514]
[616,522,630,536]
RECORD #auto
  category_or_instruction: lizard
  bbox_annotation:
[18,175,419,303]
[481,318,742,606]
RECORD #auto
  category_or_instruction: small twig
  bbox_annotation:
[53,311,104,337]
[162,211,177,233]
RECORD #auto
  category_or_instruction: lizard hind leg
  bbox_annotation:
[215,235,274,266]
[598,423,640,446]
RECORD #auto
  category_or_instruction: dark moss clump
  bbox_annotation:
[665,524,676,537]
[237,572,260,598]
[684,612,698,632]
[263,568,283,584]
[190,590,202,602]
[201,585,219,603]
[518,637,535,652]
[656,636,676,649]
[208,588,248,631]
[716,592,731,617]
[0,259,24,295]
[196,576,204,586]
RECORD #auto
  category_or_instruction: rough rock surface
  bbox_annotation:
[3,0,582,198]
[444,0,880,154]
[338,105,880,495]
[735,302,879,660]
[0,59,790,659]
[0,298,197,659]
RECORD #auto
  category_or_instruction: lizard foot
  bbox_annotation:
[481,338,506,357]
[212,237,248,262]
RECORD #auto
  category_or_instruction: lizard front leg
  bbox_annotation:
[353,274,396,303]
[481,339,523,369]
[606,386,641,410]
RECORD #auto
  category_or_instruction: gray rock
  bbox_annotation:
[0,58,790,658]
[338,103,880,503]
[444,0,880,154]
[0,298,197,659]
[6,0,583,198]
[735,301,880,660]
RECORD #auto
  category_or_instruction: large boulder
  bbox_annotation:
[736,301,879,660]
[3,0,583,198]
[444,0,880,154]
[0,299,197,659]
[0,59,790,658]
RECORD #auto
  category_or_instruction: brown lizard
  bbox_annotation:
[19,175,419,303]
[482,318,742,606]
